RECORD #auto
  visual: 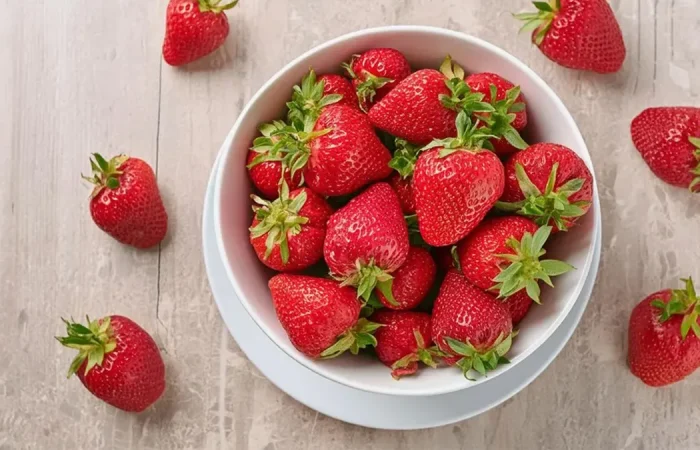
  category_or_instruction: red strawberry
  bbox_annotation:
[458,217,572,303]
[162,0,237,67]
[515,0,626,74]
[57,315,165,412]
[628,278,700,387]
[504,289,533,325]
[368,57,493,145]
[376,246,437,310]
[286,69,350,126]
[249,184,333,272]
[431,271,515,379]
[324,183,409,304]
[388,139,421,214]
[630,107,700,192]
[413,111,505,246]
[246,143,302,199]
[269,274,380,358]
[318,74,359,110]
[497,143,594,231]
[83,154,168,249]
[343,48,411,111]
[465,73,529,155]
[371,311,442,379]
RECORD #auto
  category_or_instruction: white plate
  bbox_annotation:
[203,157,602,430]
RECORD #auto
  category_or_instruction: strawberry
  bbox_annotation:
[83,154,168,249]
[431,271,515,379]
[496,143,594,231]
[514,0,626,74]
[343,48,411,111]
[368,57,492,145]
[628,278,700,387]
[56,316,165,412]
[504,289,533,325]
[458,217,573,303]
[465,73,529,155]
[371,311,442,379]
[162,0,238,67]
[376,246,437,310]
[323,183,410,304]
[630,107,700,192]
[246,134,302,199]
[268,274,380,358]
[249,184,332,272]
[286,69,348,126]
[388,138,421,214]
[318,74,360,110]
[413,111,505,246]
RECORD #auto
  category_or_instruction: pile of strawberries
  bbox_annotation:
[246,48,595,380]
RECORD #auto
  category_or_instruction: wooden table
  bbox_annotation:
[2,0,699,448]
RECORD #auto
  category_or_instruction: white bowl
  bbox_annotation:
[214,26,599,397]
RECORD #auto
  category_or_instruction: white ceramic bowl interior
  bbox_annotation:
[214,26,599,397]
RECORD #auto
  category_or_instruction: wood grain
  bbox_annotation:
[1,0,699,448]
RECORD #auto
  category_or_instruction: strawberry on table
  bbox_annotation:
[269,274,380,358]
[457,217,573,304]
[162,0,238,67]
[630,107,700,192]
[388,138,421,214]
[431,271,515,379]
[249,183,333,272]
[628,278,700,387]
[413,111,505,246]
[83,154,168,249]
[496,143,594,231]
[343,48,411,111]
[324,183,410,305]
[56,316,165,412]
[376,246,437,310]
[514,0,626,74]
[371,311,443,379]
[465,73,529,155]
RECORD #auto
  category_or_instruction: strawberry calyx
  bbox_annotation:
[338,259,399,306]
[475,84,528,150]
[197,0,239,13]
[688,136,700,192]
[652,277,700,340]
[390,329,446,379]
[444,331,517,380]
[342,57,393,112]
[81,153,129,198]
[319,318,383,359]
[513,0,561,46]
[492,225,574,303]
[495,162,590,231]
[287,69,343,126]
[422,110,497,157]
[249,180,309,264]
[55,316,117,378]
[389,139,421,179]
[439,56,495,115]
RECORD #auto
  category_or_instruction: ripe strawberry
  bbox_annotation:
[388,139,421,214]
[83,154,167,249]
[630,107,700,192]
[514,0,626,74]
[249,184,332,272]
[368,57,493,145]
[431,271,515,379]
[286,69,349,126]
[56,315,165,412]
[324,183,409,304]
[343,48,411,111]
[413,111,505,246]
[318,74,360,110]
[268,274,380,358]
[246,128,302,199]
[376,246,437,310]
[162,0,238,67]
[465,73,529,155]
[504,289,533,325]
[497,143,594,231]
[458,217,573,303]
[628,278,700,387]
[371,311,443,379]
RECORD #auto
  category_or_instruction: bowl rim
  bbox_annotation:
[213,25,599,397]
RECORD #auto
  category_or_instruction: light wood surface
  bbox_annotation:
[2,0,700,448]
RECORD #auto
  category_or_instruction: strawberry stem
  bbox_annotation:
[55,316,117,378]
[445,331,517,380]
[421,111,496,156]
[81,153,129,198]
[287,69,343,127]
[651,277,700,339]
[513,0,560,45]
[319,318,382,359]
